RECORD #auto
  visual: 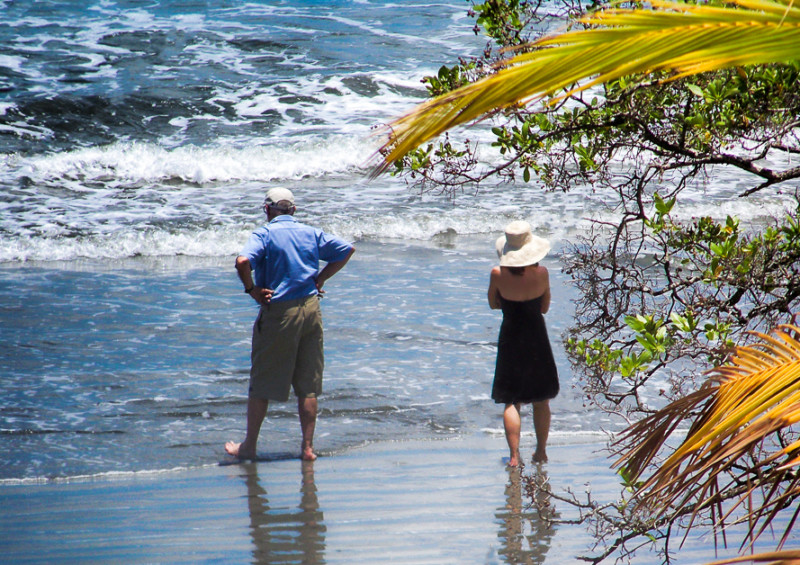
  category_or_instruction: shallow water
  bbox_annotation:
[1,237,609,480]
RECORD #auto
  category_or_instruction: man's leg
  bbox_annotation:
[503,403,522,467]
[295,298,323,462]
[298,396,318,461]
[532,400,551,463]
[225,397,268,459]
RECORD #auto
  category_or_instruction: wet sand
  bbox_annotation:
[0,434,764,564]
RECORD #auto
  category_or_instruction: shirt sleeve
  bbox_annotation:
[316,230,353,263]
[240,229,268,273]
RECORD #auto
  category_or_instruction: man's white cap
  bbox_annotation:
[264,187,295,210]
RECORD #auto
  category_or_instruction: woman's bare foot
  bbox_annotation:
[532,448,548,463]
[225,440,256,459]
[507,448,521,468]
[301,445,317,461]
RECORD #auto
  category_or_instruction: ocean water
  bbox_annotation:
[0,0,795,483]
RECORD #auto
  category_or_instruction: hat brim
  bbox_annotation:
[496,234,550,267]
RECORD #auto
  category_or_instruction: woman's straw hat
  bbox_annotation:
[495,221,550,267]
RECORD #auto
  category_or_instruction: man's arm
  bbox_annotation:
[316,247,355,292]
[235,256,255,291]
[236,255,273,305]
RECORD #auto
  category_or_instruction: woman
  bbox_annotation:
[488,221,559,466]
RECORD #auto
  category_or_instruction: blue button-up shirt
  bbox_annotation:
[240,215,353,302]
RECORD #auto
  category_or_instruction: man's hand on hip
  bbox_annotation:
[248,286,274,307]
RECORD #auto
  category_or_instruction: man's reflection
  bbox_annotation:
[245,460,326,564]
[496,466,557,564]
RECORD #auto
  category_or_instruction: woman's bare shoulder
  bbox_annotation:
[528,265,550,288]
[534,264,549,278]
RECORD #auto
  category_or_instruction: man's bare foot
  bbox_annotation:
[532,449,548,463]
[301,446,317,461]
[225,440,256,459]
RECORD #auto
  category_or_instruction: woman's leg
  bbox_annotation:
[503,403,522,467]
[532,400,551,462]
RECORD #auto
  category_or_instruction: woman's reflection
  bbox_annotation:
[496,466,557,564]
[245,460,326,564]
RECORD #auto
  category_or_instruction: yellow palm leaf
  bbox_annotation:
[613,324,800,550]
[707,549,800,563]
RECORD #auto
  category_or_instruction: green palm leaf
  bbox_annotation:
[375,0,800,172]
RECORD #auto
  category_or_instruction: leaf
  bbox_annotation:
[687,83,705,97]
[625,314,647,332]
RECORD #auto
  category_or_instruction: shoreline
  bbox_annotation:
[0,434,613,564]
[0,433,768,564]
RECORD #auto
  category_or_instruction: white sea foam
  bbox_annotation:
[481,427,614,440]
[10,136,370,185]
[0,464,217,486]
[2,134,794,263]
[0,54,24,73]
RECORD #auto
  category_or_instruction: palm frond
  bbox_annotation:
[375,0,800,173]
[612,324,800,551]
[706,549,800,564]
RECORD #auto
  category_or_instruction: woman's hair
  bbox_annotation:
[505,264,537,276]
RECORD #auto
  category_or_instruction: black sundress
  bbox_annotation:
[491,294,559,404]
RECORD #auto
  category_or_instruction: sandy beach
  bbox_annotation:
[0,434,610,564]
[1,433,767,565]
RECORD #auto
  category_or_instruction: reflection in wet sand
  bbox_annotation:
[245,461,326,564]
[496,466,558,564]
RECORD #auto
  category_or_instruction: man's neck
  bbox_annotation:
[268,212,295,222]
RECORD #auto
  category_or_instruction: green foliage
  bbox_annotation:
[422,62,477,96]
[470,0,527,47]
[617,465,645,492]
[669,310,696,333]
[567,337,622,373]
[568,197,800,418]
[392,138,468,178]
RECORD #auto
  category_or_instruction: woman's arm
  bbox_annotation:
[539,267,551,314]
[487,267,502,309]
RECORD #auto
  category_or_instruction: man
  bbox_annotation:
[226,187,355,461]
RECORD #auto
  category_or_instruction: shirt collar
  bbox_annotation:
[269,215,296,225]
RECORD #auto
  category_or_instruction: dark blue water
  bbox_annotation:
[0,0,473,154]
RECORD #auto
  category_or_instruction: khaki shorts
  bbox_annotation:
[249,295,324,401]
